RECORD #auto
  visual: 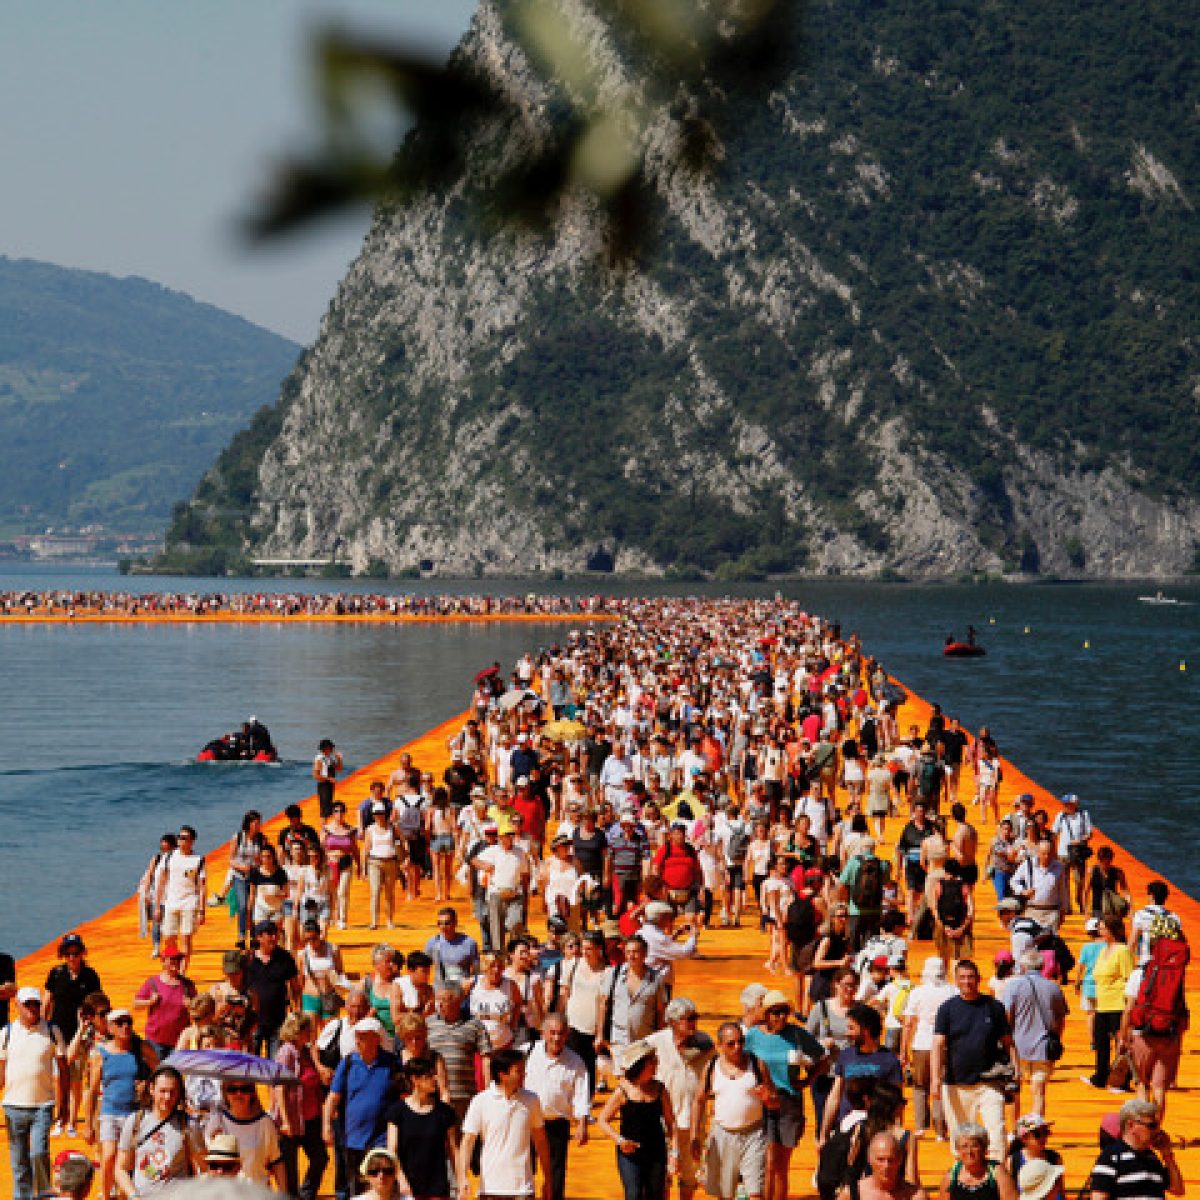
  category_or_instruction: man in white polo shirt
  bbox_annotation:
[1,987,68,1200]
[471,822,531,956]
[523,1015,589,1200]
[458,1047,551,1200]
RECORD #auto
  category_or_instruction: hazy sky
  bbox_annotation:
[1,2,478,343]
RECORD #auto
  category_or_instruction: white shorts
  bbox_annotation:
[161,907,196,936]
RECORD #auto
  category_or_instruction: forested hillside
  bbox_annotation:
[0,257,298,531]
[165,0,1198,578]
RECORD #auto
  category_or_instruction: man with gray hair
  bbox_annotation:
[644,997,715,1200]
[426,980,491,1121]
[523,1015,589,1200]
[1002,948,1068,1117]
[1089,1098,1183,1199]
[639,902,699,988]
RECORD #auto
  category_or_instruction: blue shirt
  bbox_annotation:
[744,1023,825,1097]
[331,1050,399,1149]
[1078,940,1103,1001]
[831,1046,903,1118]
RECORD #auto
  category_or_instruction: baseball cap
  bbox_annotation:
[871,955,890,970]
[354,1017,385,1036]
[17,986,41,1005]
[644,901,674,922]
[252,921,278,937]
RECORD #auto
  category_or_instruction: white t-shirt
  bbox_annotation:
[0,1019,66,1106]
[204,1108,282,1185]
[463,1085,544,1196]
[476,845,529,894]
[902,981,957,1053]
[163,852,206,911]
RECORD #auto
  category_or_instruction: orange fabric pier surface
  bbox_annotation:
[8,689,1200,1198]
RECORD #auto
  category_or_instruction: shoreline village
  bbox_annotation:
[5,597,1194,1200]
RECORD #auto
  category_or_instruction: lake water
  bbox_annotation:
[2,565,1197,958]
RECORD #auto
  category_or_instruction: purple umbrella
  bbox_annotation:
[163,1048,298,1085]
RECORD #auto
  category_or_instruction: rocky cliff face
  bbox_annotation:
[171,0,1200,578]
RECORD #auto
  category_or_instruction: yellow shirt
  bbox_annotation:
[1093,943,1134,1012]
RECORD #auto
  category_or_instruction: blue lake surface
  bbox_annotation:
[2,565,1197,958]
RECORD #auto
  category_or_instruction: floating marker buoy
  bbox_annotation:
[1024,626,1031,634]
[989,617,996,625]
[1083,640,1090,649]
[1181,661,1188,672]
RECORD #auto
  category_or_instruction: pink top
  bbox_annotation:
[135,973,196,1047]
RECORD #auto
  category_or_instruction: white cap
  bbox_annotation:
[353,1017,385,1036]
[17,986,41,1004]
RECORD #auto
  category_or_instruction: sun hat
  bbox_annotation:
[360,1148,401,1179]
[645,901,674,922]
[1014,1113,1053,1137]
[761,989,792,1012]
[1017,1159,1065,1200]
[205,1134,242,1165]
[619,1040,657,1074]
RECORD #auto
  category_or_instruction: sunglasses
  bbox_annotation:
[113,1017,133,1027]
[208,1161,240,1175]
[366,1165,397,1177]
[225,1084,255,1095]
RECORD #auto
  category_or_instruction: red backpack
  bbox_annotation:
[1129,936,1190,1038]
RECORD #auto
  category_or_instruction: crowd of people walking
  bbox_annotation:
[1,598,1190,1200]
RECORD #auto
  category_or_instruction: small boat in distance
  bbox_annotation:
[1138,591,1190,606]
[944,627,986,657]
[197,716,279,763]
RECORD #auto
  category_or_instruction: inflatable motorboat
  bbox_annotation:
[943,641,986,658]
[944,630,986,658]
[197,717,279,763]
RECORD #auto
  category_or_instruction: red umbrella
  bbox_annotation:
[473,665,500,683]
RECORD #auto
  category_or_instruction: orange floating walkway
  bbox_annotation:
[8,688,1200,1198]
[0,612,617,625]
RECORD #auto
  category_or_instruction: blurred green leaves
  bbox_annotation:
[246,0,792,261]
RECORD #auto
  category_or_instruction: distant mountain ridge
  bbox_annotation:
[166,0,1198,578]
[0,256,299,532]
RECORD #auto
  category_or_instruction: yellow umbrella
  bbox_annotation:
[541,718,587,742]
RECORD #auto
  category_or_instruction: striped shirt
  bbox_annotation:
[1090,1140,1170,1199]
[427,1013,492,1107]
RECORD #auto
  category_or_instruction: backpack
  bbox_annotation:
[816,1124,865,1200]
[727,824,751,865]
[318,1019,344,1069]
[784,891,818,948]
[917,757,941,798]
[936,880,968,928]
[1129,936,1190,1038]
[852,856,884,911]
[395,794,423,837]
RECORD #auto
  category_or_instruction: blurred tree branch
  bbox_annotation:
[245,0,795,263]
